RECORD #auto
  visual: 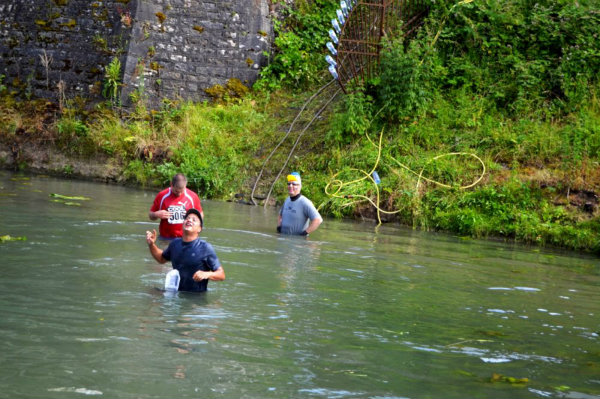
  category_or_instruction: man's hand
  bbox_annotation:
[146,229,167,264]
[193,267,225,282]
[193,270,213,281]
[146,229,157,246]
[154,210,172,220]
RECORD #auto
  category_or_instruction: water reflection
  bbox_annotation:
[276,237,322,288]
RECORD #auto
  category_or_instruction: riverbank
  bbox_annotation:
[1,90,599,255]
[0,141,121,182]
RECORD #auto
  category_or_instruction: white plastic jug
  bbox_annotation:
[164,269,180,291]
[328,65,339,80]
[326,42,337,56]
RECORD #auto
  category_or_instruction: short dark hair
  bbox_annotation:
[172,173,187,186]
[185,208,203,228]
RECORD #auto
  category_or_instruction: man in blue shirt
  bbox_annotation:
[146,208,225,292]
[277,172,323,236]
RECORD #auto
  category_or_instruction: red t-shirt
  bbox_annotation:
[150,187,202,238]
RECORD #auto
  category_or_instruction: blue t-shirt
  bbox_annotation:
[162,238,221,292]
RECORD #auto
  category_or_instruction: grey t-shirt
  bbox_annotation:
[279,195,321,235]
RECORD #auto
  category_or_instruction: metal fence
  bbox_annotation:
[330,0,430,92]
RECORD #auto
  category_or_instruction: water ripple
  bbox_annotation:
[48,387,103,395]
[487,286,541,291]
[298,388,366,398]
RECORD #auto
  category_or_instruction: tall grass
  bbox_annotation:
[154,100,269,196]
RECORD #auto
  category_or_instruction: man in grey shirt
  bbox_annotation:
[277,172,323,236]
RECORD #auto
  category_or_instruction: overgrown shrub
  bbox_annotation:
[377,35,441,121]
[256,0,337,90]
[430,0,600,114]
[154,100,268,197]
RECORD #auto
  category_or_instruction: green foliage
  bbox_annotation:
[24,73,34,101]
[150,99,186,132]
[49,193,84,201]
[93,35,109,52]
[377,36,440,121]
[261,30,317,89]
[0,235,27,243]
[256,0,337,90]
[124,159,156,185]
[0,75,6,94]
[424,179,540,237]
[56,117,95,155]
[129,61,148,117]
[430,0,600,114]
[57,118,89,137]
[418,178,598,251]
[102,57,122,107]
[154,100,267,197]
[326,86,374,144]
[61,164,74,175]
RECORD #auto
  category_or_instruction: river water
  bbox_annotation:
[0,171,599,399]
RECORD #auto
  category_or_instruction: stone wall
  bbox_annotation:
[122,0,271,106]
[0,0,272,108]
[0,0,129,102]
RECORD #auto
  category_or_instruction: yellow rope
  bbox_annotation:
[325,0,481,226]
[324,128,486,226]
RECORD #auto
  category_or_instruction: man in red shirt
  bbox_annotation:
[149,173,204,239]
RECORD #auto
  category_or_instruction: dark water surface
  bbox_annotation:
[0,171,599,399]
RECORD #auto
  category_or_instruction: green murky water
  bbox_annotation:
[0,171,598,399]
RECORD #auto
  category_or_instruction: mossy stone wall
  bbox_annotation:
[0,0,271,107]
[0,0,129,101]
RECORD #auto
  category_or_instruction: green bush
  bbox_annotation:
[124,159,156,186]
[56,117,94,155]
[430,0,600,114]
[422,179,537,234]
[0,74,6,94]
[377,36,440,121]
[102,57,122,107]
[256,0,337,90]
[326,86,374,144]
[155,100,267,198]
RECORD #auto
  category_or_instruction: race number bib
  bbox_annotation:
[167,205,186,224]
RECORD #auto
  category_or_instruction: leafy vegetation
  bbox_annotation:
[102,57,122,107]
[0,235,27,243]
[256,0,337,90]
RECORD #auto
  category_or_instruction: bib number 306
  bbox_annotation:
[168,205,186,224]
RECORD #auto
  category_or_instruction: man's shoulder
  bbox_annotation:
[167,237,183,248]
[185,187,199,196]
[298,195,316,207]
[196,238,211,247]
[194,238,216,252]
[156,187,171,197]
[282,195,315,209]
[299,195,320,218]
[184,188,200,201]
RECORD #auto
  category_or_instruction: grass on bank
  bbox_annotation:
[1,82,599,253]
[294,84,600,253]
[2,82,600,251]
